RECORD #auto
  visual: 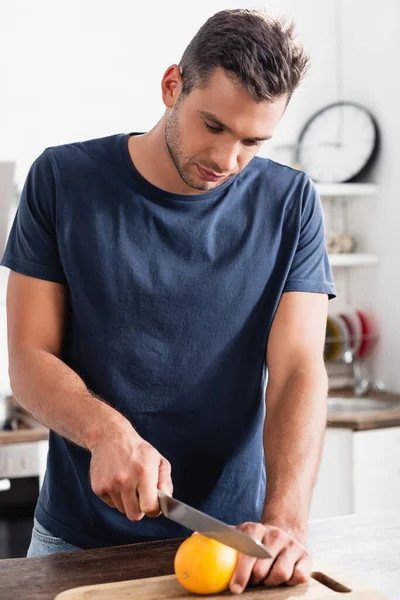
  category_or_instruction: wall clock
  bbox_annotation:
[296,101,380,182]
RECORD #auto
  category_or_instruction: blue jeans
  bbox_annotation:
[27,518,82,556]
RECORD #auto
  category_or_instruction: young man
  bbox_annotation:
[2,8,335,594]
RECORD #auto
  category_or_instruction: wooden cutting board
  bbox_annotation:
[54,563,386,599]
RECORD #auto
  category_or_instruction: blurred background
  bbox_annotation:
[0,0,399,558]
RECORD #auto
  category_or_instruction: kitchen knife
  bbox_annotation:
[157,489,271,559]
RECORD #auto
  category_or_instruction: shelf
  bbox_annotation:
[316,183,378,197]
[328,253,380,267]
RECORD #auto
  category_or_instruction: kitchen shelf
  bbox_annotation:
[316,183,378,197]
[328,253,380,267]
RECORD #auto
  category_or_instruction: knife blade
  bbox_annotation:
[157,489,271,559]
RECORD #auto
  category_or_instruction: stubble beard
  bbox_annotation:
[164,99,218,192]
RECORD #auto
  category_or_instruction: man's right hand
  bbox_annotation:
[88,421,173,521]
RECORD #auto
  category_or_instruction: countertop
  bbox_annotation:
[0,407,48,445]
[0,426,48,445]
[0,511,399,599]
[327,388,400,430]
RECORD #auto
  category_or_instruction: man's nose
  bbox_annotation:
[210,143,240,174]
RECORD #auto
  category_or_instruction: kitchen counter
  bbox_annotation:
[0,511,399,599]
[0,426,48,445]
[0,405,48,445]
[327,388,400,430]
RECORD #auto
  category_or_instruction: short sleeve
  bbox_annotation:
[283,176,336,300]
[1,150,66,284]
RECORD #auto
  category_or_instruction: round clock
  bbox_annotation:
[295,101,380,183]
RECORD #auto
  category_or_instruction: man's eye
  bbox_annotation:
[242,140,261,147]
[204,122,262,147]
[205,122,223,134]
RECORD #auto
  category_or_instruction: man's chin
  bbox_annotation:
[181,169,229,193]
[186,179,225,193]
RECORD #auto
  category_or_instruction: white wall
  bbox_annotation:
[340,0,400,390]
[0,0,339,183]
[0,0,399,392]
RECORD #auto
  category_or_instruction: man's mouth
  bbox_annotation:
[196,164,226,182]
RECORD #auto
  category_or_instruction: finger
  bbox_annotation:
[230,523,267,594]
[151,458,173,517]
[91,477,125,514]
[157,457,173,495]
[263,543,302,587]
[248,527,289,586]
[120,485,145,521]
[230,553,257,595]
[137,459,161,517]
[98,492,117,509]
[287,554,312,586]
[110,471,145,521]
[103,491,125,514]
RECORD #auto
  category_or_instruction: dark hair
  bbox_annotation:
[179,8,309,104]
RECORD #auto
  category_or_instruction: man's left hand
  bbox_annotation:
[229,521,311,595]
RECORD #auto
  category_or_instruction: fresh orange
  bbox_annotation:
[174,532,238,595]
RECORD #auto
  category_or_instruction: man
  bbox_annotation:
[2,8,335,594]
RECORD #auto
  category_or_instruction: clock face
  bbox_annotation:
[296,102,378,183]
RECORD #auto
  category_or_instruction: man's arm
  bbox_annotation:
[6,271,173,518]
[229,290,328,594]
[6,271,125,449]
[262,290,329,541]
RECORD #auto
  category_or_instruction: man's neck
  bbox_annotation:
[127,122,201,195]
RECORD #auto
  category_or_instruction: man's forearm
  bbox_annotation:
[261,366,328,541]
[9,348,134,451]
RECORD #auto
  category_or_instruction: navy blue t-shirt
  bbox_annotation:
[1,133,336,549]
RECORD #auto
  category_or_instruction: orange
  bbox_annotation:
[174,532,238,595]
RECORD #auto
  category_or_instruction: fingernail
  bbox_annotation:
[231,584,242,594]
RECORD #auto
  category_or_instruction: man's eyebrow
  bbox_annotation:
[198,110,272,141]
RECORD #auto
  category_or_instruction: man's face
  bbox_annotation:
[164,68,288,192]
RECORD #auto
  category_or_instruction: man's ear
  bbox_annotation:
[161,64,183,109]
